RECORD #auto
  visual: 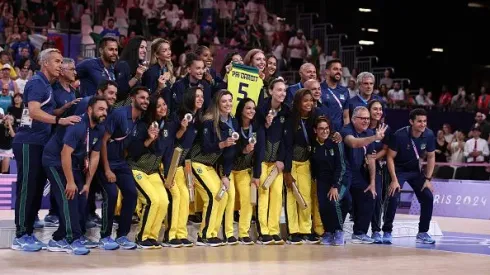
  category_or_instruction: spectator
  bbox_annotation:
[14,65,30,94]
[69,0,84,33]
[467,93,477,113]
[379,68,393,89]
[477,86,490,112]
[403,88,415,107]
[199,0,216,25]
[387,81,404,104]
[442,123,454,143]
[10,31,36,61]
[449,131,465,164]
[263,16,276,46]
[248,16,266,49]
[347,79,358,98]
[288,29,307,71]
[474,112,490,141]
[32,5,50,28]
[451,86,467,109]
[0,64,19,95]
[435,130,449,163]
[100,18,121,38]
[0,83,12,110]
[438,84,452,108]
[0,51,17,79]
[415,88,426,105]
[464,125,489,180]
[0,108,15,174]
[7,92,22,124]
[128,0,144,35]
[15,10,33,33]
[426,91,435,107]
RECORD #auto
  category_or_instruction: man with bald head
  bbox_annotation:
[286,63,317,105]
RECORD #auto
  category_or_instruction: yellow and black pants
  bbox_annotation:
[285,160,313,235]
[165,167,191,241]
[257,162,283,236]
[132,170,169,241]
[191,162,227,239]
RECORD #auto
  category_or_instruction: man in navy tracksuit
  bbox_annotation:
[42,96,109,255]
[341,106,387,244]
[11,48,81,252]
[76,37,119,97]
[320,59,350,132]
[285,63,316,105]
[98,86,150,249]
[384,108,436,244]
[347,72,383,118]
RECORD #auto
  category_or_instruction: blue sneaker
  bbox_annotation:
[70,239,90,255]
[44,214,59,227]
[351,234,375,244]
[321,232,334,246]
[372,232,382,244]
[11,235,42,252]
[79,236,99,248]
[116,236,137,250]
[31,235,47,250]
[333,230,345,246]
[416,232,436,244]
[98,237,119,250]
[382,232,392,244]
[47,239,71,252]
[33,215,44,229]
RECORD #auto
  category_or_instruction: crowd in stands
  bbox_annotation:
[0,0,487,180]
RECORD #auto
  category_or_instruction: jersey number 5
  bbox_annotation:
[238,82,249,101]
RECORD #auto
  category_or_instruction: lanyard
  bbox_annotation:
[223,117,235,132]
[357,94,368,105]
[327,88,342,109]
[300,119,310,146]
[406,127,420,160]
[103,67,115,81]
[241,124,253,140]
[84,127,90,171]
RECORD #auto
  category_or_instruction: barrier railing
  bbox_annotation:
[355,56,378,73]
[392,78,411,89]
[297,13,318,39]
[325,33,347,56]
[311,23,333,51]
[372,66,395,86]
[340,45,362,71]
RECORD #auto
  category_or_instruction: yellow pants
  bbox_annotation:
[311,179,324,236]
[115,188,122,216]
[132,170,169,241]
[192,162,227,239]
[189,187,204,215]
[232,169,254,238]
[166,167,190,240]
[258,162,283,236]
[214,171,236,239]
[286,160,312,234]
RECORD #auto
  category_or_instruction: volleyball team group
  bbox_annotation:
[10,36,437,255]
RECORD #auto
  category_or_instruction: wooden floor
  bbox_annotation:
[1,211,490,275]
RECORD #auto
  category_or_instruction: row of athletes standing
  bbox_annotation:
[11,35,437,255]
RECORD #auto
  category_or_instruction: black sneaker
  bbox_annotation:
[272,235,285,245]
[196,236,207,246]
[233,211,240,223]
[238,237,254,245]
[137,239,154,249]
[180,238,194,247]
[168,239,183,248]
[288,234,304,245]
[304,234,321,244]
[148,239,162,248]
[189,213,203,224]
[227,236,238,245]
[257,235,274,245]
[207,237,223,247]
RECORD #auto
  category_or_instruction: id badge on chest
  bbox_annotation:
[20,108,32,127]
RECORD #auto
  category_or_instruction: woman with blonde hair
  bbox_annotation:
[190,89,238,247]
[142,38,175,108]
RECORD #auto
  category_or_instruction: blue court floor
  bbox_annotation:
[392,231,490,256]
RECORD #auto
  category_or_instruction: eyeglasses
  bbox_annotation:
[355,116,371,121]
[316,127,329,132]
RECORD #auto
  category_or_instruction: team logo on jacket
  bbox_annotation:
[330,149,334,156]
[229,129,233,136]
[340,94,345,100]
[197,167,203,174]
[280,116,285,123]
[163,129,168,137]
[92,138,98,145]
[421,143,426,150]
[203,128,208,134]
[136,174,142,180]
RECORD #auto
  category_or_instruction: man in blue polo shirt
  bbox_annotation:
[98,86,149,250]
[320,59,350,132]
[341,106,387,244]
[384,108,436,244]
[76,37,119,97]
[285,62,316,105]
[42,96,109,255]
[11,48,81,252]
[52,58,82,118]
[348,72,382,117]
